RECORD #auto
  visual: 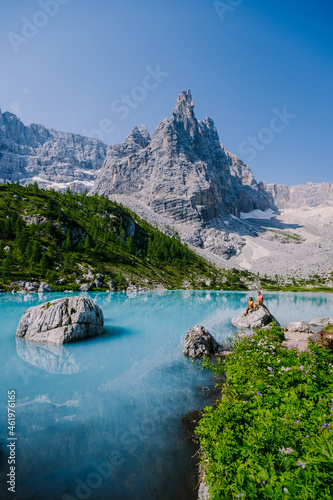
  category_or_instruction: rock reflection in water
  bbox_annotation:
[16,338,83,375]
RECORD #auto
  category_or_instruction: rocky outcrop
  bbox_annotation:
[309,327,333,350]
[38,282,53,293]
[16,296,104,344]
[231,305,279,329]
[286,321,314,334]
[25,281,39,292]
[283,322,315,350]
[0,108,108,192]
[309,317,333,327]
[183,325,219,358]
[80,283,93,292]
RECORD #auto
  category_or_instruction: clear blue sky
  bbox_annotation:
[0,0,332,186]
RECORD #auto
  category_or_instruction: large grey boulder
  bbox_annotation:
[183,325,219,358]
[16,296,104,344]
[231,305,279,329]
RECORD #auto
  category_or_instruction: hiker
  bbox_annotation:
[254,291,264,309]
[245,296,254,315]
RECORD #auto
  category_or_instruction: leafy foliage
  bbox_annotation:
[196,325,333,499]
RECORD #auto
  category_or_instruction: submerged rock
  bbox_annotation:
[183,325,219,358]
[16,296,105,344]
[231,305,279,330]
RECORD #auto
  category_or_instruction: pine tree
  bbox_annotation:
[40,255,48,277]
[84,235,92,251]
[1,254,12,278]
[32,182,39,195]
[31,241,41,264]
[126,236,136,255]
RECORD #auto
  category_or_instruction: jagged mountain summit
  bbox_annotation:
[92,90,274,219]
[0,109,108,191]
[90,90,275,256]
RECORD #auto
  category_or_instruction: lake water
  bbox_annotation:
[1,291,333,500]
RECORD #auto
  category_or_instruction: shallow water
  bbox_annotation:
[0,290,333,500]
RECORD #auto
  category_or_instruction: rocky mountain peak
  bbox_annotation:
[125,125,150,150]
[139,124,150,141]
[172,90,198,138]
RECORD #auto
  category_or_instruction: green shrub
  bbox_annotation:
[196,325,333,499]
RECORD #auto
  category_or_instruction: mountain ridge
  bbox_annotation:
[0,108,108,191]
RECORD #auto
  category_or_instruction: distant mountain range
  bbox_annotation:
[1,92,332,281]
[0,108,107,191]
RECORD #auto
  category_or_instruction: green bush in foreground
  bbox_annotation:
[196,325,333,499]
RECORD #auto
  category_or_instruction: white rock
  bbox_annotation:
[286,321,313,334]
[38,282,53,293]
[80,283,93,292]
[198,481,210,500]
[309,317,329,327]
[84,271,95,281]
[25,282,38,292]
[16,296,104,344]
[92,280,103,288]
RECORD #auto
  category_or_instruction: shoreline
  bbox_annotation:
[2,285,333,294]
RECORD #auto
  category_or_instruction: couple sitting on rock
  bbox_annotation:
[245,291,264,316]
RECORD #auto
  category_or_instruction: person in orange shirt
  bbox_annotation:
[245,296,254,315]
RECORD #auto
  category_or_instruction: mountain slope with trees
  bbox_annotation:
[0,182,251,291]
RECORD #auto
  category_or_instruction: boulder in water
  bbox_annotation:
[231,305,279,329]
[183,325,219,358]
[16,296,104,344]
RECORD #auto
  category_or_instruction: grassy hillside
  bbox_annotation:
[0,182,251,291]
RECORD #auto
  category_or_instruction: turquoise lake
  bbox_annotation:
[1,291,333,500]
